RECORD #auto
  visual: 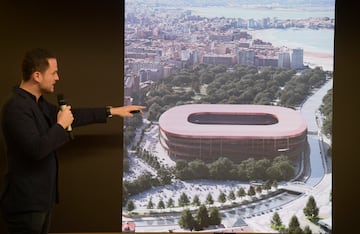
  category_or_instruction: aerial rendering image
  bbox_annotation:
[122,0,334,233]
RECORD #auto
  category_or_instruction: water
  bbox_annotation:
[185,5,335,70]
[249,28,334,54]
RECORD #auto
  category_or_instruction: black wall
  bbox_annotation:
[0,0,359,233]
[0,0,124,232]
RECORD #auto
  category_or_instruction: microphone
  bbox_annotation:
[57,94,74,139]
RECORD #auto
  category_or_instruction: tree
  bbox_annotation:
[268,156,295,180]
[189,160,209,179]
[122,183,130,204]
[208,207,222,226]
[147,102,162,121]
[237,187,246,199]
[228,190,236,201]
[178,192,190,207]
[287,215,303,234]
[218,191,227,203]
[239,158,257,180]
[167,198,175,208]
[255,158,271,179]
[175,160,193,180]
[247,186,256,197]
[277,160,295,180]
[303,196,319,222]
[209,157,235,180]
[272,180,278,190]
[270,212,284,231]
[206,193,214,205]
[158,166,173,185]
[256,185,262,195]
[157,199,165,209]
[303,225,312,234]
[126,200,135,212]
[192,195,201,206]
[264,180,272,191]
[196,204,210,230]
[179,209,196,230]
[147,197,154,209]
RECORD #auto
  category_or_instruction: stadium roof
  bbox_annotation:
[159,104,307,139]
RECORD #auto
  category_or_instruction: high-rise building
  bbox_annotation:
[238,49,255,65]
[278,50,291,68]
[291,48,304,69]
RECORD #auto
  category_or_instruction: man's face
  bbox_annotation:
[37,58,59,94]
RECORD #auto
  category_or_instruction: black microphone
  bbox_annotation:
[57,94,74,139]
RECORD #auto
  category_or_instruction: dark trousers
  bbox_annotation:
[2,211,52,234]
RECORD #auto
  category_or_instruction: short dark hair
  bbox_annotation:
[21,48,56,81]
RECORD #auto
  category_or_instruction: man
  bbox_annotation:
[0,48,145,234]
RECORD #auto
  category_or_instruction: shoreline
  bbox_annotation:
[248,28,334,71]
[304,51,334,71]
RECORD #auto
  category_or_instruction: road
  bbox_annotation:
[245,79,333,232]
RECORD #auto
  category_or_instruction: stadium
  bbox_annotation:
[158,104,308,162]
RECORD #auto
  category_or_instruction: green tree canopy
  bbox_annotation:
[270,212,284,231]
[206,193,214,205]
[196,204,210,230]
[208,207,222,226]
[126,200,135,212]
[237,187,246,199]
[287,215,303,234]
[247,186,256,197]
[303,195,319,222]
[192,195,201,206]
[218,191,227,203]
[179,209,196,230]
[167,198,175,208]
[147,197,154,209]
[178,192,190,207]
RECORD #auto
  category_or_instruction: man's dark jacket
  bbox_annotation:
[0,87,108,215]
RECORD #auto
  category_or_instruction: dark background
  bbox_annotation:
[0,0,124,232]
[0,0,359,233]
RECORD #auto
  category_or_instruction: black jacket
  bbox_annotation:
[0,87,108,214]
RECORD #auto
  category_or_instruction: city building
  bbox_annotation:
[278,49,291,68]
[238,49,255,65]
[202,54,237,66]
[291,48,304,69]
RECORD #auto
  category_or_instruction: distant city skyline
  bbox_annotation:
[126,0,335,9]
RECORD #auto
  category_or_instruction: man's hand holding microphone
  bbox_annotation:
[57,105,74,131]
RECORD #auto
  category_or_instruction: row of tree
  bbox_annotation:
[122,155,291,204]
[179,205,221,231]
[271,213,313,234]
[320,88,332,138]
[175,156,295,181]
[125,181,279,212]
[271,195,320,233]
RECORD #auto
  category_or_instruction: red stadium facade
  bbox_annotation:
[158,104,308,162]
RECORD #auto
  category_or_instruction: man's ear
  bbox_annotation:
[32,71,42,83]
